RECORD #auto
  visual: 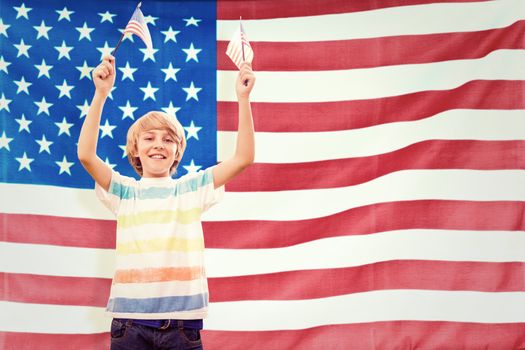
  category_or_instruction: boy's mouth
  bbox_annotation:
[149,154,166,159]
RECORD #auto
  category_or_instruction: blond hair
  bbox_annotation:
[126,111,186,176]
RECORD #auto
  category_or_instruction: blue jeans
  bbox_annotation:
[110,319,203,350]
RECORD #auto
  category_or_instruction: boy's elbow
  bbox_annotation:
[77,148,94,166]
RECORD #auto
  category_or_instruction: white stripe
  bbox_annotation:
[207,170,525,221]
[217,0,525,42]
[4,290,525,333]
[205,230,525,277]
[218,109,525,163]
[217,49,525,102]
[0,242,115,279]
[0,301,109,334]
[2,170,524,221]
[0,182,114,219]
[206,290,525,330]
[2,229,524,279]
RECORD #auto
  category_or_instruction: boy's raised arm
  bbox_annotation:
[77,55,116,192]
[213,62,256,189]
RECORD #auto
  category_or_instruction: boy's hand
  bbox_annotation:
[236,62,255,101]
[93,55,116,97]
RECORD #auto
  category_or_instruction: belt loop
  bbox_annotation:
[126,319,133,327]
[177,320,184,329]
[160,319,171,330]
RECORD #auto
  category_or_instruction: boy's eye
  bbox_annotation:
[165,138,174,143]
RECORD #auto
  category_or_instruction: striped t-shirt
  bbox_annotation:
[95,166,224,320]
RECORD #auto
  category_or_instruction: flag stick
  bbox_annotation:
[240,16,248,86]
[112,2,142,56]
[240,16,245,62]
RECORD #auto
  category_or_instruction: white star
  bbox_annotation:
[161,62,180,82]
[34,96,53,116]
[100,119,116,139]
[183,159,202,174]
[55,117,74,136]
[14,3,32,19]
[139,46,158,62]
[15,114,32,133]
[182,81,202,101]
[182,43,201,62]
[56,80,75,99]
[97,41,114,61]
[161,26,179,43]
[56,7,74,21]
[104,157,117,170]
[98,11,116,23]
[108,86,117,100]
[0,131,13,150]
[161,102,181,118]
[118,28,134,42]
[184,121,202,141]
[140,82,159,101]
[76,22,94,41]
[56,155,74,175]
[14,38,31,58]
[119,100,138,120]
[0,93,12,112]
[35,134,53,154]
[119,61,137,81]
[34,59,53,79]
[183,17,201,27]
[54,40,73,60]
[144,15,158,26]
[16,152,34,171]
[77,99,90,119]
[33,20,52,40]
[14,76,32,95]
[0,18,10,37]
[118,145,127,158]
[76,61,93,80]
[0,56,11,73]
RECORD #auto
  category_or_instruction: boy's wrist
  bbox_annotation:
[94,89,109,100]
[237,96,250,104]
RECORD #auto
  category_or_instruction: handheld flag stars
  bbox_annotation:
[226,17,253,69]
[113,2,153,55]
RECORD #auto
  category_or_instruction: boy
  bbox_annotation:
[77,55,255,350]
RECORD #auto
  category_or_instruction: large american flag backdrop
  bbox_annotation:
[1,0,525,349]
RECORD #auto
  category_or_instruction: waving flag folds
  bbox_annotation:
[2,0,525,349]
[122,3,152,49]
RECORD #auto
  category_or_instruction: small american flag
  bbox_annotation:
[225,19,252,69]
[122,2,152,49]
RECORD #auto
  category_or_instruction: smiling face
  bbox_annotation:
[126,111,186,177]
[136,129,179,178]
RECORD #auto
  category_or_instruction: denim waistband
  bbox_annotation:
[115,318,203,330]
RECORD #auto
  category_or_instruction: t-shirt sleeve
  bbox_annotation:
[95,170,135,215]
[195,166,225,212]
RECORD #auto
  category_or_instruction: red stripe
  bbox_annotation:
[3,322,524,350]
[203,322,525,350]
[203,200,525,249]
[217,0,489,19]
[2,332,108,350]
[218,20,525,71]
[226,140,525,192]
[0,273,110,307]
[4,261,524,306]
[218,80,525,132]
[3,200,524,250]
[209,261,525,302]
[1,213,116,248]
